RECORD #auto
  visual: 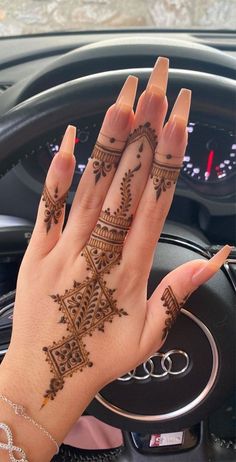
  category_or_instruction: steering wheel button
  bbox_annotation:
[149,431,184,447]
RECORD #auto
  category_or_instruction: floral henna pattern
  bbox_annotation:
[126,122,157,155]
[161,286,189,340]
[91,122,158,184]
[42,185,68,233]
[42,170,141,403]
[43,122,157,404]
[150,160,181,201]
[91,140,124,184]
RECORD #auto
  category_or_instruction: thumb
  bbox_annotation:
[139,245,232,356]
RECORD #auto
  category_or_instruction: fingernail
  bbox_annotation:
[161,88,191,147]
[108,75,138,130]
[163,115,177,139]
[142,84,165,118]
[59,125,76,158]
[117,75,138,108]
[147,56,169,94]
[163,115,186,144]
[192,245,232,287]
[169,88,192,122]
[110,104,132,131]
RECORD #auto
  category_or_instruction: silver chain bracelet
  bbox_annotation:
[0,394,59,455]
[0,422,29,462]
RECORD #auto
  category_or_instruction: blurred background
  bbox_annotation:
[0,0,235,36]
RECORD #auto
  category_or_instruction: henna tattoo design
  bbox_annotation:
[91,122,157,184]
[113,163,141,218]
[43,121,159,403]
[150,160,181,201]
[157,153,183,160]
[126,122,157,156]
[42,185,68,233]
[43,160,141,403]
[85,164,140,275]
[100,133,125,144]
[91,141,124,184]
[161,286,189,340]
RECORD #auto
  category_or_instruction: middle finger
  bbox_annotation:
[101,57,169,234]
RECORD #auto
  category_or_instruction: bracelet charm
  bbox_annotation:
[0,422,28,462]
[12,404,25,416]
[0,394,59,455]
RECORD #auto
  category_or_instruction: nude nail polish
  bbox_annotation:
[163,115,177,139]
[192,245,232,287]
[109,75,138,130]
[53,125,76,174]
[164,115,186,145]
[161,89,191,147]
[140,58,168,117]
[141,85,165,118]
[169,88,192,122]
[147,56,169,94]
[59,125,76,158]
[116,75,138,108]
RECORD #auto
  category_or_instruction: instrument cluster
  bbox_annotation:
[21,116,236,198]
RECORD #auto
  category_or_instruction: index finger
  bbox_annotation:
[63,76,138,249]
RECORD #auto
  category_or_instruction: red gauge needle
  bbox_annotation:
[205,149,214,179]
[75,137,80,144]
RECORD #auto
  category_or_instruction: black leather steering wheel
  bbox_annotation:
[0,36,235,116]
[0,67,235,460]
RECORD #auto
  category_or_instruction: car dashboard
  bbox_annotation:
[0,30,235,246]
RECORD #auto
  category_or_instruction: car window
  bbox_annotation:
[0,0,235,36]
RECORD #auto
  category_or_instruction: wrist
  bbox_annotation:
[0,350,99,461]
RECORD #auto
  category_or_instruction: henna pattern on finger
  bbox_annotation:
[126,122,157,156]
[100,132,126,144]
[161,286,189,340]
[157,152,183,160]
[42,185,68,233]
[91,141,124,184]
[150,160,181,201]
[85,164,140,275]
[42,121,159,402]
[42,160,141,404]
[91,122,157,184]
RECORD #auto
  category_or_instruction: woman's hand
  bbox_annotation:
[0,57,231,460]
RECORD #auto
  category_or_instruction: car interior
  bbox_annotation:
[0,2,235,461]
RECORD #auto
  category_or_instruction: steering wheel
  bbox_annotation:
[0,64,235,460]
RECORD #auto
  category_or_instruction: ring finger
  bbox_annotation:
[124,88,192,273]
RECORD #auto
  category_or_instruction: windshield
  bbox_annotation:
[0,0,235,36]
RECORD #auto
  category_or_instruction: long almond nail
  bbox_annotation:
[192,245,232,287]
[59,125,76,158]
[147,56,169,95]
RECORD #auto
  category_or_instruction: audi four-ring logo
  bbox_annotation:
[118,349,190,382]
